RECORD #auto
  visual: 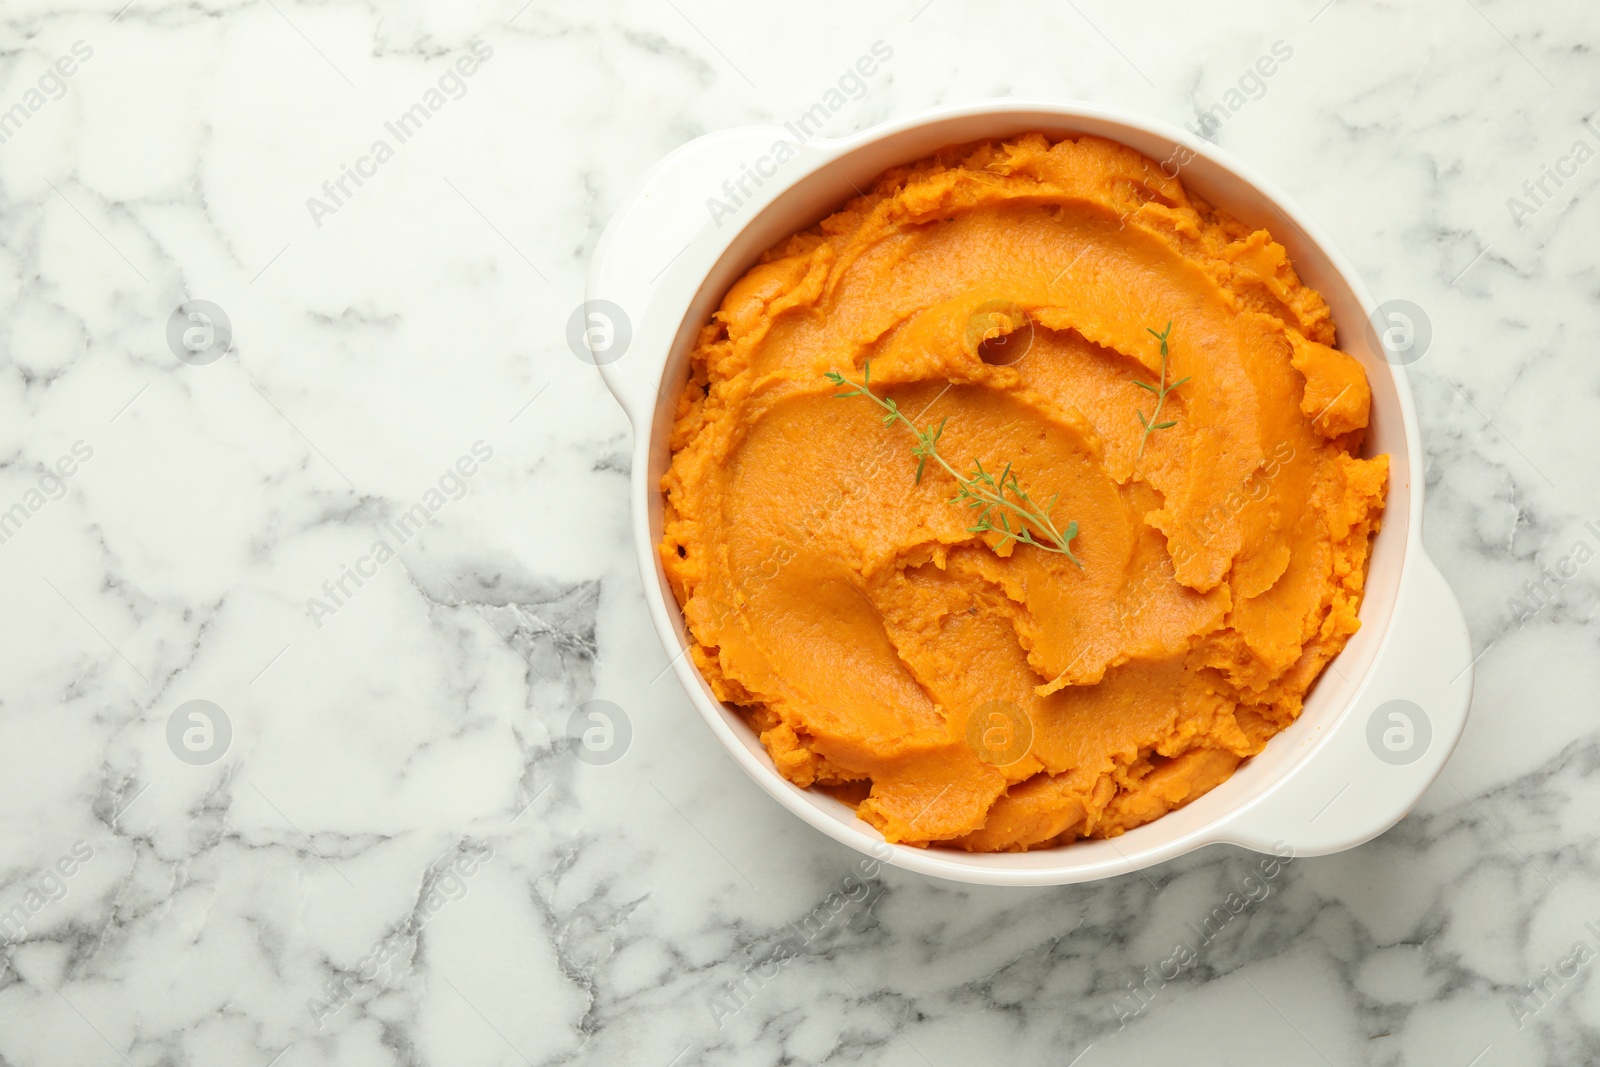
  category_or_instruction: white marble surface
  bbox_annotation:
[0,0,1595,1063]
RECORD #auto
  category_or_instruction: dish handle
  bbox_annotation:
[587,125,799,428]
[1209,550,1474,856]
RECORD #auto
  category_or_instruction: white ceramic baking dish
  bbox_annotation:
[589,100,1473,886]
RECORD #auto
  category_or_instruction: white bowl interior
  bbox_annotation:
[642,109,1410,874]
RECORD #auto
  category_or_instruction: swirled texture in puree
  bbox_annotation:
[660,134,1388,851]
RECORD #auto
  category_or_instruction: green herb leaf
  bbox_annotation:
[826,360,1083,567]
[1134,321,1187,462]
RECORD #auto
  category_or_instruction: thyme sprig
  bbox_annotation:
[1133,321,1190,461]
[825,362,1082,567]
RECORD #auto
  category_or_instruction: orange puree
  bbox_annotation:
[659,133,1388,851]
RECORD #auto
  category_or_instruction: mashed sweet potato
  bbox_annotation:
[659,133,1387,851]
